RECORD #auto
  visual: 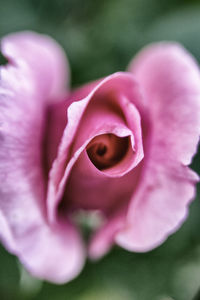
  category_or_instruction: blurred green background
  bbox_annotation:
[0,0,200,299]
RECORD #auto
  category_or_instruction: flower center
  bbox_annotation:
[86,133,129,170]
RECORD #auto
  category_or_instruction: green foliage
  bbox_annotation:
[0,0,200,299]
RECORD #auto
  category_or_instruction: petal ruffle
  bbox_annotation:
[0,32,84,283]
[116,43,200,251]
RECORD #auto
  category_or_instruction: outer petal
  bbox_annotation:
[116,43,200,251]
[0,32,84,283]
[1,31,69,99]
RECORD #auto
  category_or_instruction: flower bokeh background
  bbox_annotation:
[0,0,200,299]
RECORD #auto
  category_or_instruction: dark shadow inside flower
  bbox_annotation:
[86,134,129,170]
[57,130,138,218]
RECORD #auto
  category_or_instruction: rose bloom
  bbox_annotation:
[0,31,200,283]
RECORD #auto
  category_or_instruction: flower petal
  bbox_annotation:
[128,42,200,165]
[47,72,144,220]
[116,43,200,251]
[0,32,84,283]
[1,31,69,99]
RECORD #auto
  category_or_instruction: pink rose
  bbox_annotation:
[0,31,200,283]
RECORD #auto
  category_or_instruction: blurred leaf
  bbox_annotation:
[146,4,200,60]
[0,0,200,299]
[0,245,19,299]
[18,264,42,299]
[0,52,8,66]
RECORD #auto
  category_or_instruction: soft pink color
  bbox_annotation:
[0,32,200,283]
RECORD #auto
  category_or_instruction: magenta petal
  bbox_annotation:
[128,43,200,165]
[116,166,199,251]
[18,221,85,283]
[47,72,144,219]
[2,31,69,99]
[116,43,200,251]
[0,32,84,283]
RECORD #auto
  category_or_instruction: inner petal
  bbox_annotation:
[86,134,129,170]
[46,74,144,223]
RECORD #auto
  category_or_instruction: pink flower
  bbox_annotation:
[0,31,200,283]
